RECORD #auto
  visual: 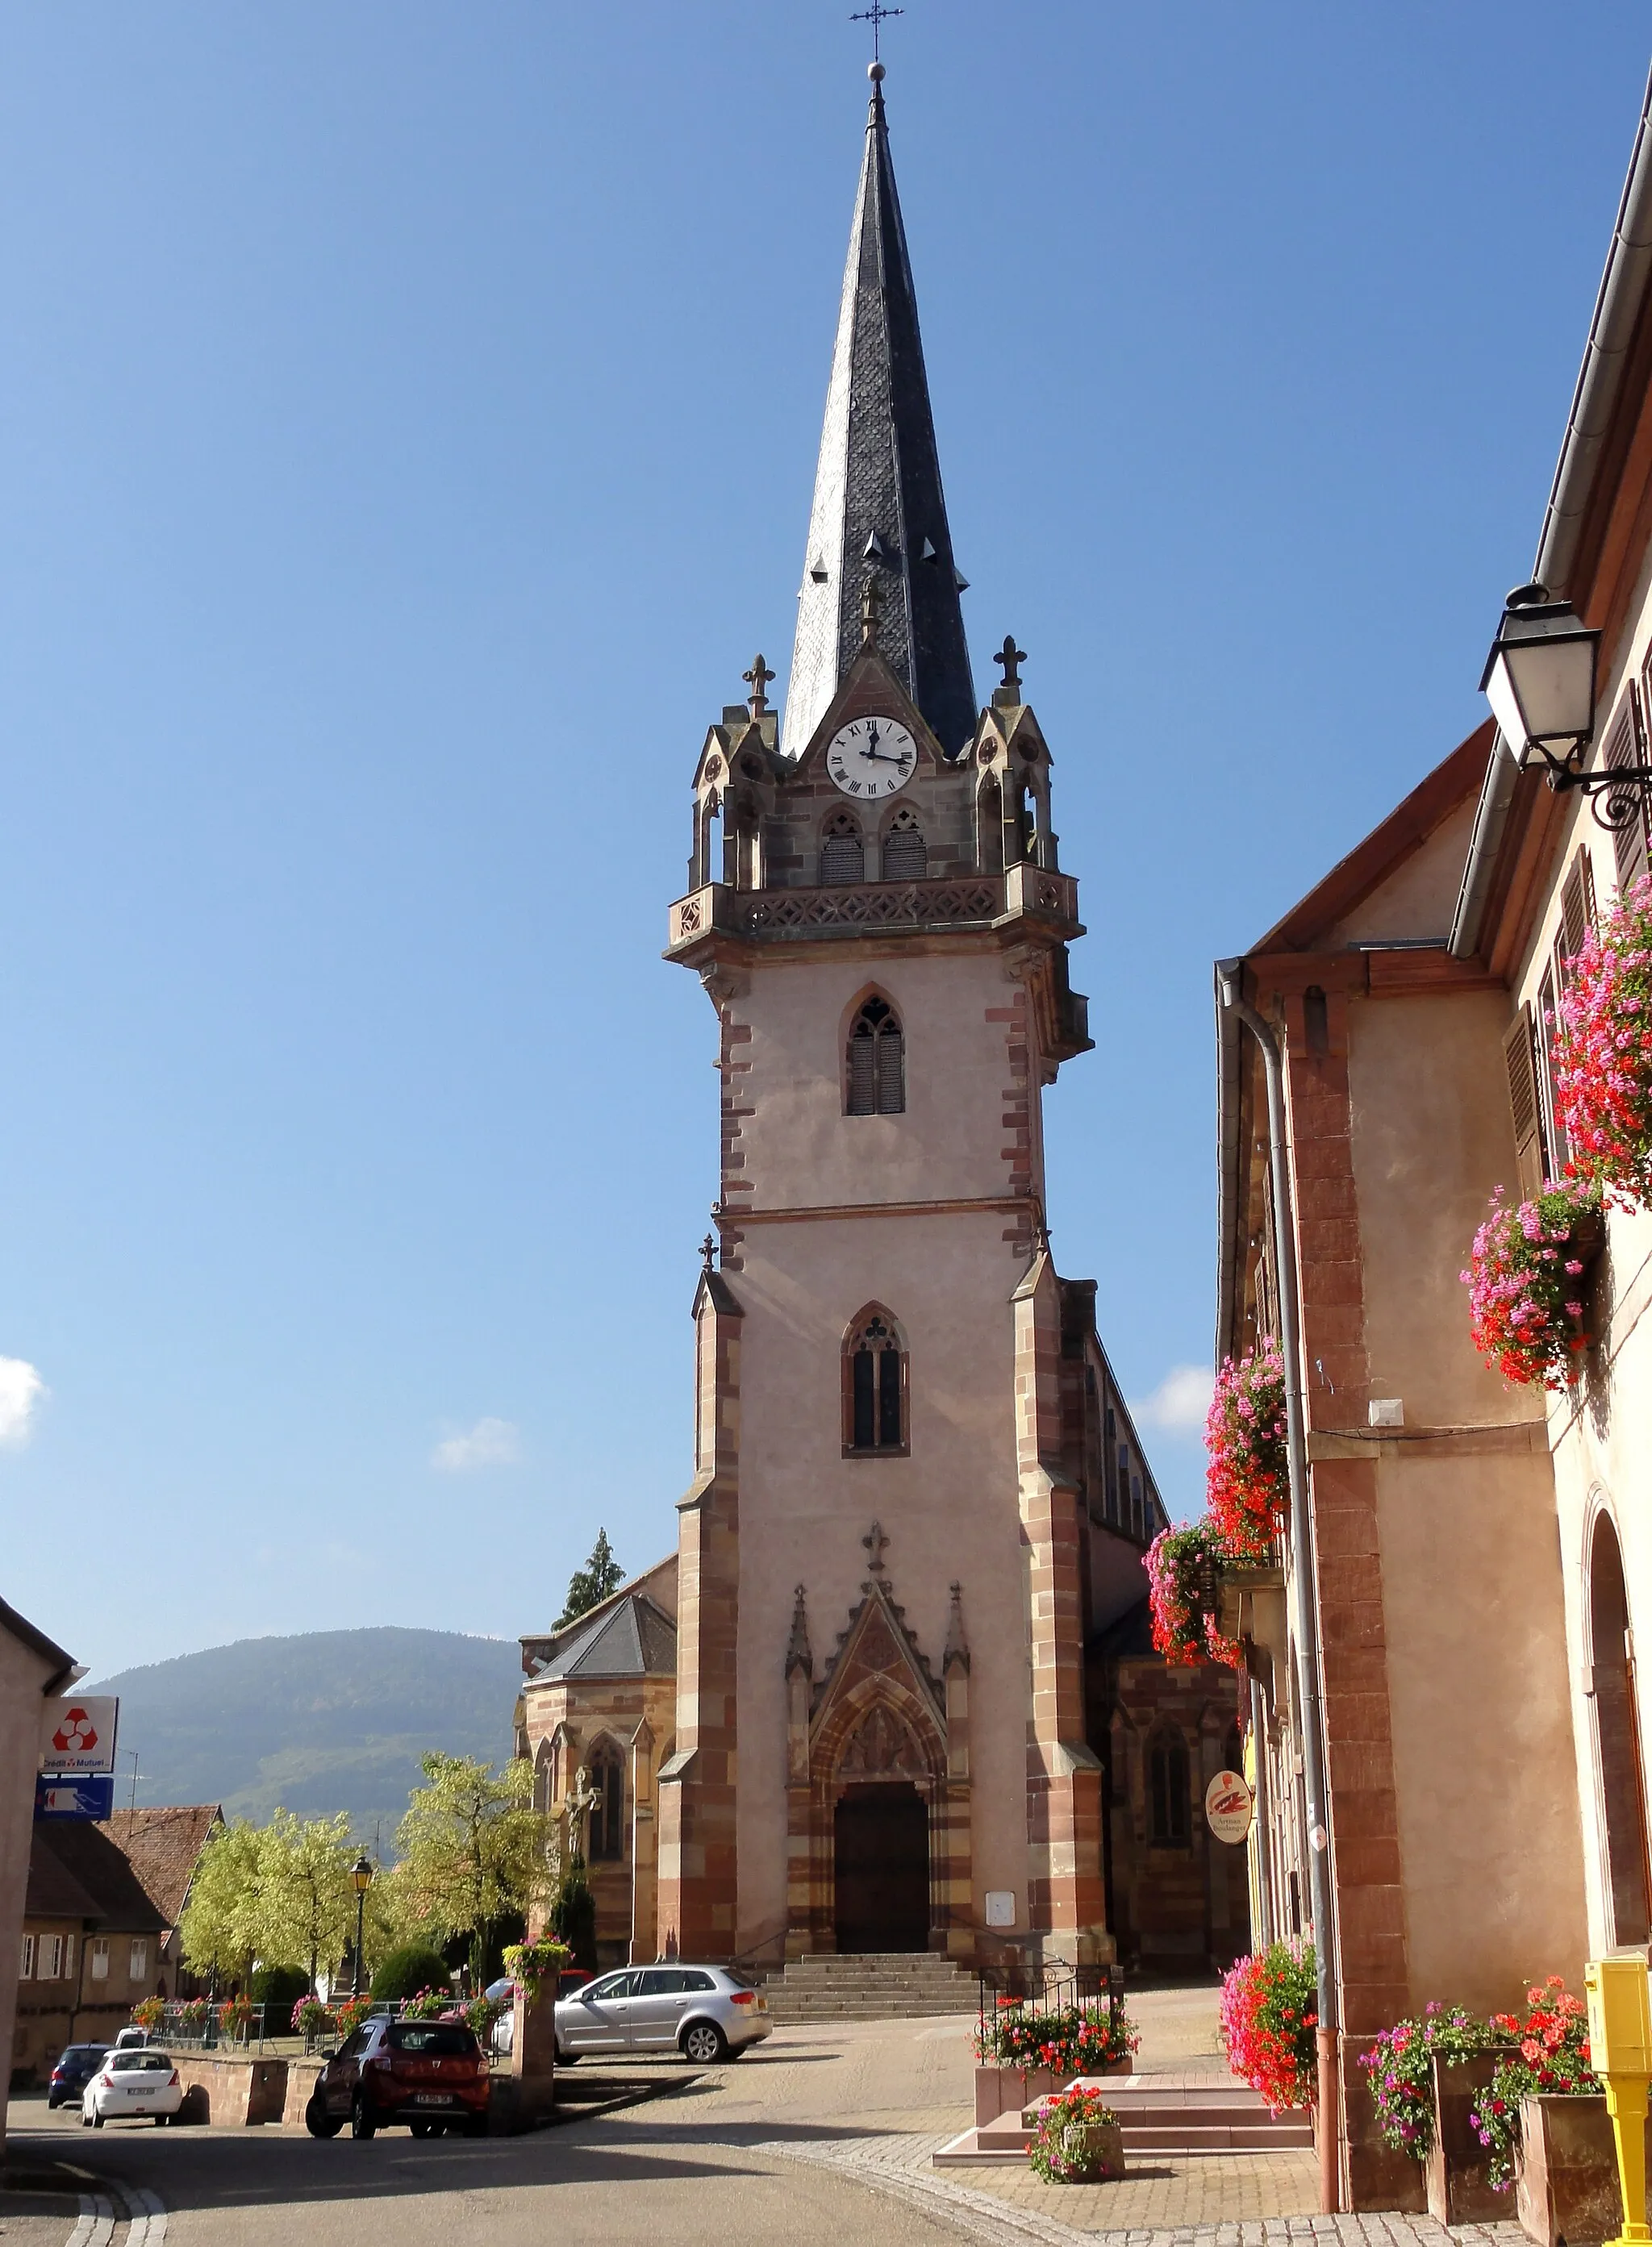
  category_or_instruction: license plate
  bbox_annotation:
[412,2094,454,2106]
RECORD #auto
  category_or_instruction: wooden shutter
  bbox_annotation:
[848,1026,877,1115]
[1605,682,1650,898]
[876,1021,904,1114]
[1539,964,1566,1170]
[1559,848,1596,980]
[882,827,927,879]
[1503,1006,1547,1198]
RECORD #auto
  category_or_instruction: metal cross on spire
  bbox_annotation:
[849,0,903,65]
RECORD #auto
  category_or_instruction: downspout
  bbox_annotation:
[1216,960,1341,2214]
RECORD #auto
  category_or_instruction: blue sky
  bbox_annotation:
[2,3,1647,1683]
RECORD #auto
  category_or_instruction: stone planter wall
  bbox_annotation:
[1515,2092,1652,2247]
[174,2055,289,2126]
[975,2063,1063,2125]
[281,2059,327,2129]
[1064,2119,1126,2182]
[1426,2051,1506,2226]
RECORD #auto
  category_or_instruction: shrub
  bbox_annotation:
[1027,2086,1123,2183]
[371,1943,454,2003]
[252,1964,309,2021]
[1205,1344,1287,1557]
[1145,1520,1241,1670]
[1220,1941,1317,2113]
[1469,1978,1595,2191]
[1552,873,1652,1206]
[550,1867,599,1973]
[1462,1178,1601,1389]
[1359,2004,1498,2159]
[974,1998,1138,2075]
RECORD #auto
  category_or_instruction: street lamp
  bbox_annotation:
[1480,582,1604,785]
[351,1855,373,1999]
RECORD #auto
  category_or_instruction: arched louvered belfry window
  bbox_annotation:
[1148,1727,1191,1846]
[843,1307,907,1454]
[820,810,864,886]
[882,804,927,880]
[586,1738,625,1862]
[977,780,1003,873]
[847,996,904,1115]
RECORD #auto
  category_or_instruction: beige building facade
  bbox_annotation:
[1,1599,74,2124]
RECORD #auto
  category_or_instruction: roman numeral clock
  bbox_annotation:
[825,715,916,799]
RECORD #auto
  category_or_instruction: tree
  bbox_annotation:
[394,1753,552,1985]
[260,1810,357,1995]
[178,1820,268,1992]
[556,1528,624,1627]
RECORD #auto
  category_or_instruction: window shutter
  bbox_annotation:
[878,1345,902,1447]
[882,827,927,879]
[848,1029,877,1115]
[852,1349,876,1448]
[1559,851,1595,978]
[1503,1007,1546,1198]
[876,1023,904,1114]
[1539,963,1566,1170]
[1605,683,1650,898]
[821,832,863,885]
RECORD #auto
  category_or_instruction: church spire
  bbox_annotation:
[780,65,976,760]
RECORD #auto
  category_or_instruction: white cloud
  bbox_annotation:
[1134,1364,1215,1433]
[0,1358,46,1447]
[431,1416,521,1474]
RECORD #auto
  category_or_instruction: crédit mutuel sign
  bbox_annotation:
[35,1695,119,1820]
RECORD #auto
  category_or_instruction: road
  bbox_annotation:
[5,2018,982,2247]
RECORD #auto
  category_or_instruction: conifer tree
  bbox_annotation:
[556,1528,624,1627]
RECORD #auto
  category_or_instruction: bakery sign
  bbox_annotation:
[1204,1769,1254,1845]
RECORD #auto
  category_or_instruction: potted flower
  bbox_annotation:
[131,1996,165,2033]
[1145,1520,1241,1670]
[1027,2086,1124,2183]
[1361,2003,1500,2223]
[399,1986,450,2021]
[291,1995,334,2046]
[1552,873,1652,1207]
[501,1936,569,2006]
[333,1992,373,2040]
[1205,1344,1287,1558]
[1466,1978,1601,2245]
[973,1996,1138,2124]
[218,1995,252,2043]
[1462,1178,1602,1390]
[1219,1941,1316,2113]
[177,1997,209,2041]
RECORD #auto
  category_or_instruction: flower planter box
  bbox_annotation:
[1516,2092,1650,2247]
[1064,2119,1126,2182]
[975,2063,1064,2127]
[1426,2051,1505,2226]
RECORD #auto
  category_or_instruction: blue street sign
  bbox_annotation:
[36,1774,115,1820]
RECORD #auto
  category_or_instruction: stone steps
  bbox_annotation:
[933,2074,1316,2166]
[763,1951,977,2024]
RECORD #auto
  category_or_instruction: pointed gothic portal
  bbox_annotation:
[835,1783,928,1953]
[781,72,976,762]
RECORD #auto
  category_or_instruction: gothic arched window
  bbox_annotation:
[882,805,927,880]
[820,811,864,886]
[847,996,904,1115]
[587,1739,625,1862]
[844,1306,907,1454]
[977,780,1004,873]
[1148,1728,1190,1846]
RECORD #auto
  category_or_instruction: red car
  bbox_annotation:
[305,2017,489,2140]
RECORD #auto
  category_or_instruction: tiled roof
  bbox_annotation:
[534,1594,676,1683]
[98,1805,223,1925]
[28,1823,166,1932]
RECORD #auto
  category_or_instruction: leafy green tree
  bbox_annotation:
[555,1528,624,1628]
[178,1820,269,1991]
[394,1753,552,1985]
[261,1809,357,1995]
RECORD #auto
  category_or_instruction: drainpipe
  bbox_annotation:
[1217,961,1341,2215]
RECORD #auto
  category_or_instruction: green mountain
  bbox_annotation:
[86,1628,524,1845]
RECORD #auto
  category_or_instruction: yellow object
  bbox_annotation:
[1586,1957,1652,2247]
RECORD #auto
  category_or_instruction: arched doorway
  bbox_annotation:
[1591,1513,1651,1945]
[834,1783,928,1953]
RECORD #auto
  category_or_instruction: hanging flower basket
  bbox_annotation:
[333,1992,373,2040]
[1205,1344,1287,1558]
[1145,1520,1241,1670]
[1552,873,1652,1207]
[1462,1178,1603,1390]
[502,1936,570,2006]
[1219,1941,1317,2113]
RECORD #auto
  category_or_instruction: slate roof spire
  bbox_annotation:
[781,65,976,759]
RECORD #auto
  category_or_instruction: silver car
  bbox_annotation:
[553,1966,770,2064]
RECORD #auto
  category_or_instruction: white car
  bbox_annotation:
[81,2048,184,2127]
[553,1966,770,2064]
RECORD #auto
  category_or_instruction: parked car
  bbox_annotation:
[81,2049,183,2128]
[305,2016,489,2141]
[113,2026,152,2049]
[552,1966,769,2064]
[485,1970,590,2058]
[47,2045,110,2108]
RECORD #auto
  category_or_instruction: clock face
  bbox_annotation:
[824,715,918,799]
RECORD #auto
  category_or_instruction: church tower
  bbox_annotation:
[659,65,1150,1972]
